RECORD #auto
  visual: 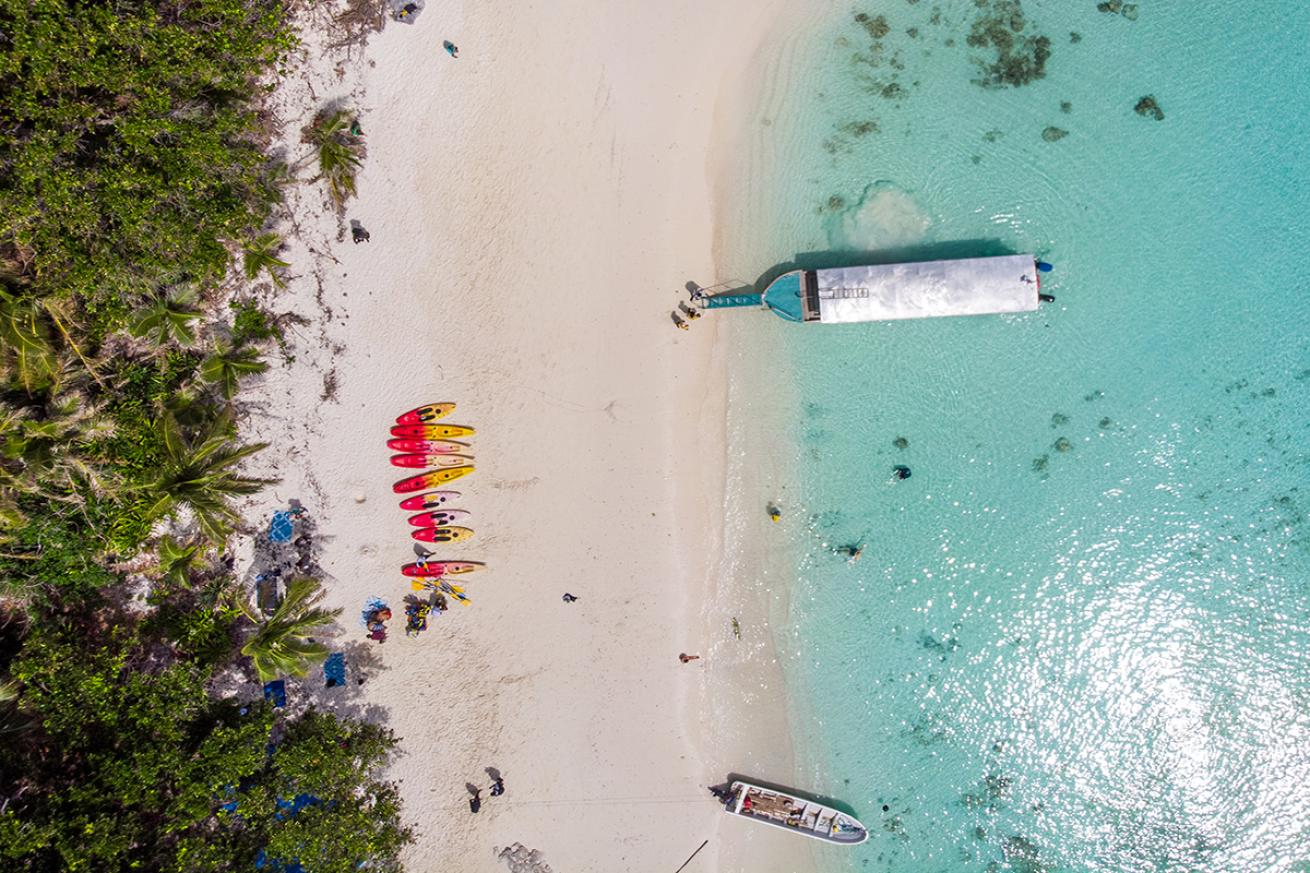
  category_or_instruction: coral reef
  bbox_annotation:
[966,0,1052,88]
[855,12,892,39]
[1134,95,1165,120]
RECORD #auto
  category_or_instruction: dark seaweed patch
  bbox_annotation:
[966,0,1052,88]
[1134,94,1165,120]
[855,12,892,39]
[1042,126,1068,142]
[842,119,880,137]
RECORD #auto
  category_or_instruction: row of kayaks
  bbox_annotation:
[389,405,477,536]
[389,404,483,585]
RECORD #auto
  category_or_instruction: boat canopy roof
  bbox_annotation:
[762,254,1039,324]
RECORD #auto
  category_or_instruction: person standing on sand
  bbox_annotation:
[562,593,578,603]
[443,40,459,57]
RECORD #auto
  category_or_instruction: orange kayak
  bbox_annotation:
[391,423,476,439]
[408,509,471,527]
[393,466,474,493]
[398,490,461,511]
[396,403,456,425]
[390,453,474,469]
[386,438,469,453]
[401,560,484,577]
[411,526,475,543]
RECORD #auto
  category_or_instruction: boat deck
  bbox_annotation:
[725,781,869,845]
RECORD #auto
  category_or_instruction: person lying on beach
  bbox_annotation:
[562,592,578,603]
[679,653,701,663]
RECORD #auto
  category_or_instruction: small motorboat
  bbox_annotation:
[715,780,869,845]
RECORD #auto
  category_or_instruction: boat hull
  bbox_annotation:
[722,780,869,845]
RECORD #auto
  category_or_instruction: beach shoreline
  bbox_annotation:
[235,1,822,871]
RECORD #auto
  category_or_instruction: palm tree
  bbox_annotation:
[240,576,341,681]
[241,233,289,288]
[130,289,203,347]
[145,410,272,542]
[153,535,206,586]
[306,109,364,206]
[0,389,117,521]
[199,341,267,400]
[0,290,58,393]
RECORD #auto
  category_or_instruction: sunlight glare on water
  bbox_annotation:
[718,1,1310,869]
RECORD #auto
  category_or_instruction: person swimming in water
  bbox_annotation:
[893,465,912,480]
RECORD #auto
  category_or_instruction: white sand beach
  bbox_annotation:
[242,1,819,870]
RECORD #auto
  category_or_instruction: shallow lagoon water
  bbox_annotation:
[719,1,1310,870]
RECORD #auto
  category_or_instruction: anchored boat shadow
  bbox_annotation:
[751,237,1015,294]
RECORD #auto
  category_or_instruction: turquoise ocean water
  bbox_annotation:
[719,1,1310,870]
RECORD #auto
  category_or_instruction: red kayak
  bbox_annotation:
[393,466,474,493]
[391,423,475,439]
[411,526,474,543]
[390,453,474,469]
[386,438,468,453]
[396,403,456,425]
[408,509,471,527]
[401,560,484,577]
[398,490,460,511]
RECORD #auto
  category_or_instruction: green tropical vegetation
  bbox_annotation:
[241,576,341,682]
[305,108,366,207]
[243,232,292,287]
[0,0,403,867]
